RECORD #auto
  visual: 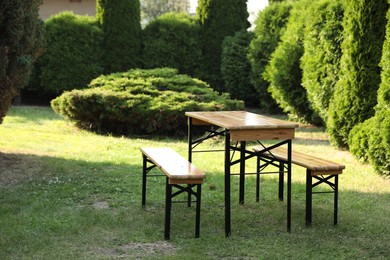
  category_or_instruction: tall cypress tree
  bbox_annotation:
[96,0,142,74]
[0,0,44,123]
[197,0,250,91]
[327,0,388,148]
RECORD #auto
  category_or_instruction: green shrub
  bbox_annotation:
[30,12,103,97]
[349,7,390,177]
[142,12,201,77]
[0,0,44,122]
[51,68,244,136]
[348,117,374,162]
[221,30,257,107]
[301,0,344,123]
[96,0,142,73]
[248,1,292,113]
[197,0,250,91]
[327,0,388,148]
[368,110,390,177]
[264,0,321,124]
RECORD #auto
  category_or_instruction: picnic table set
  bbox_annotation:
[140,111,345,239]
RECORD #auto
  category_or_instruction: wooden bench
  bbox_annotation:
[140,147,205,240]
[253,146,345,226]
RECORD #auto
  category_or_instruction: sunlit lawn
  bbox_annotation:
[0,106,389,259]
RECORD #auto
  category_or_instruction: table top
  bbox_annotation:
[185,111,299,130]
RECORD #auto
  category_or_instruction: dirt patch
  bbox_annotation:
[0,152,44,187]
[95,241,177,258]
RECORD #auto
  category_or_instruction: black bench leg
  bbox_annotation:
[306,169,312,226]
[334,175,339,226]
[165,178,172,240]
[279,162,284,201]
[142,154,147,207]
[256,156,260,202]
[195,184,202,238]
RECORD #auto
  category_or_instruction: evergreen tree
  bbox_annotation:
[96,0,142,73]
[248,1,292,113]
[197,0,250,91]
[301,0,344,123]
[0,0,44,123]
[327,0,388,148]
[264,0,321,124]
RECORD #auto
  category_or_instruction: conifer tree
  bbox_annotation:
[197,0,250,91]
[327,0,388,148]
[96,0,142,73]
[0,0,44,123]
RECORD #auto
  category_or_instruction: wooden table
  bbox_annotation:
[185,111,299,236]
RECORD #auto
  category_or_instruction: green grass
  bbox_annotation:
[0,106,389,259]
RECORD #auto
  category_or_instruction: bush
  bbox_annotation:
[142,12,201,77]
[248,1,292,113]
[51,68,244,136]
[368,110,390,177]
[29,12,103,97]
[96,0,142,73]
[301,0,344,123]
[221,30,257,107]
[197,0,250,91]
[349,7,390,177]
[327,0,388,148]
[264,0,321,124]
[0,0,44,122]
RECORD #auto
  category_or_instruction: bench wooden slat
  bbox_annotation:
[253,146,345,175]
[140,147,205,184]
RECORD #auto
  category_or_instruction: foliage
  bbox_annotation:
[248,1,292,113]
[142,12,201,77]
[349,7,390,177]
[51,68,244,135]
[221,30,257,106]
[0,0,44,123]
[141,0,190,23]
[301,0,344,123]
[327,0,388,148]
[264,0,321,124]
[96,0,142,73]
[197,0,250,91]
[28,12,104,97]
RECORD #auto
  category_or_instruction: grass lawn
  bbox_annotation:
[0,106,389,259]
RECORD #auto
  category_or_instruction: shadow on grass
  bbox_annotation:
[0,152,389,259]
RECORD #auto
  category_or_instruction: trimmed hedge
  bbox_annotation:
[221,30,257,107]
[29,12,103,97]
[248,1,292,113]
[0,0,44,122]
[197,0,250,91]
[301,0,344,123]
[51,68,244,136]
[349,7,390,177]
[264,0,321,124]
[96,0,142,73]
[327,0,388,148]
[142,12,201,77]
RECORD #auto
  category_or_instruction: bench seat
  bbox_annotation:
[253,145,345,226]
[140,147,205,239]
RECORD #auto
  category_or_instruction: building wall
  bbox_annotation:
[39,0,96,20]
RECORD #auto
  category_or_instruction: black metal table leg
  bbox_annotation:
[225,131,231,237]
[279,162,284,201]
[287,139,292,232]
[239,141,246,204]
[334,175,339,225]
[306,169,312,226]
